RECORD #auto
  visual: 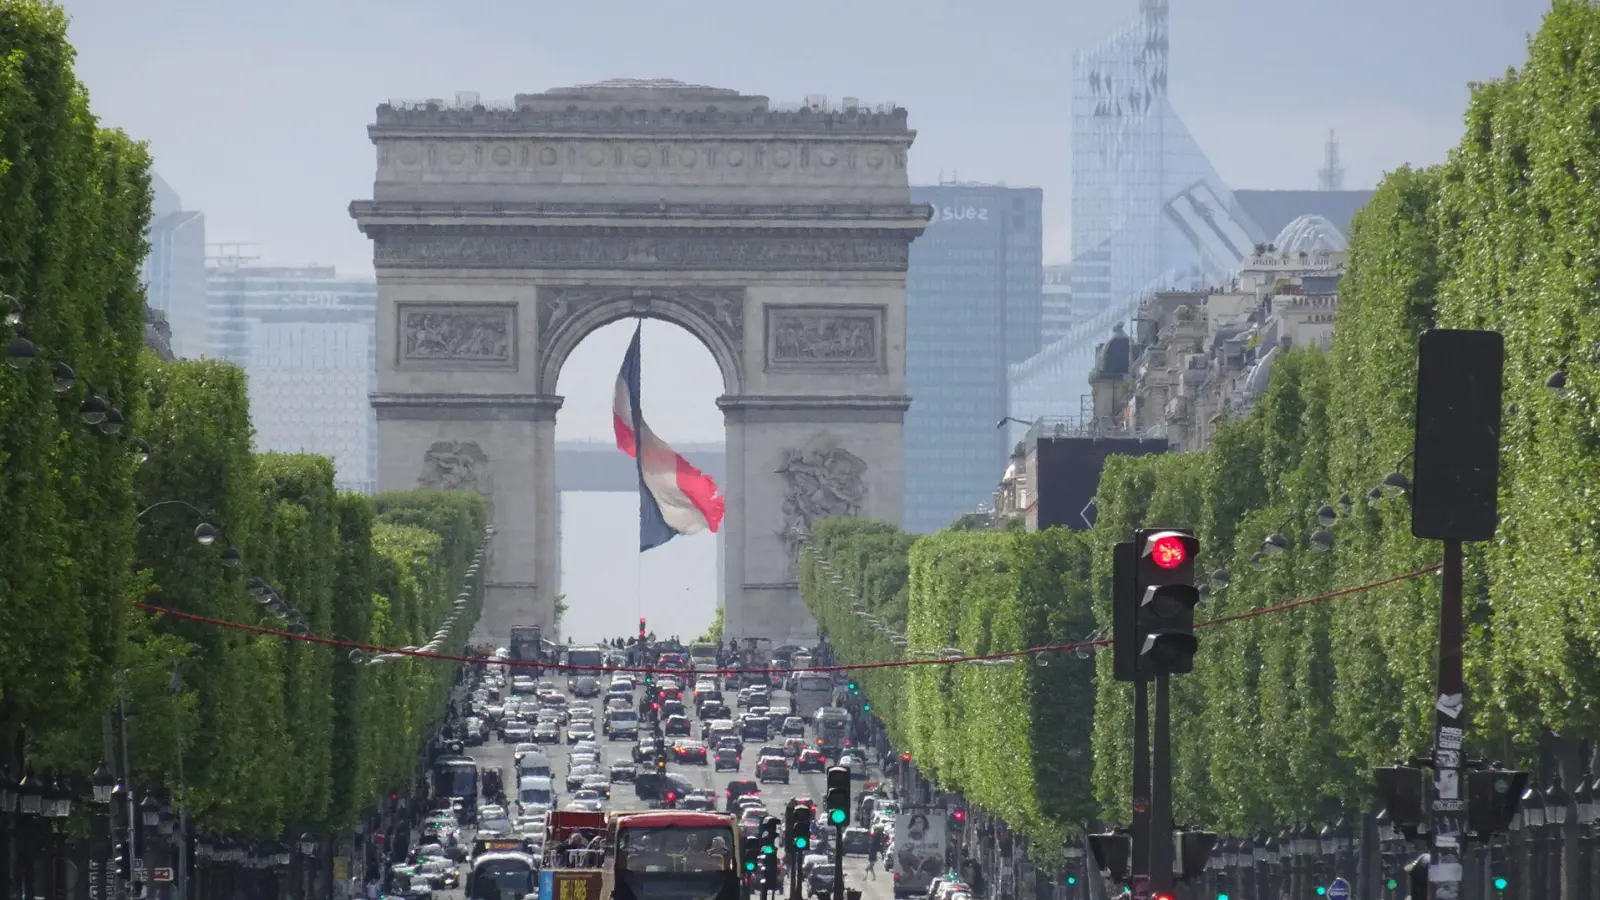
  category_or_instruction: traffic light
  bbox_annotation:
[1375,765,1427,841]
[1403,853,1429,900]
[951,809,966,822]
[789,804,814,851]
[847,680,859,695]
[1122,528,1201,677]
[664,790,678,807]
[112,831,132,881]
[826,766,851,826]
[1492,876,1509,892]
[1315,887,1327,896]
[741,837,760,873]
[759,816,780,855]
[1176,829,1218,881]
[863,701,872,712]
[1466,768,1528,839]
[1086,830,1132,886]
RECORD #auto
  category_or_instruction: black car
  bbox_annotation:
[725,779,760,812]
[664,715,693,737]
[713,747,741,772]
[756,755,790,785]
[741,717,769,741]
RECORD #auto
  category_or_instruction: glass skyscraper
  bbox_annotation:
[141,174,207,358]
[903,183,1044,533]
[1010,0,1262,431]
[206,261,379,491]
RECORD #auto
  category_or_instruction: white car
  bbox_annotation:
[567,721,597,744]
[839,753,868,778]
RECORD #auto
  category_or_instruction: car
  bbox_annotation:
[725,779,760,812]
[756,755,790,785]
[681,790,717,811]
[782,716,807,736]
[673,740,709,765]
[500,719,533,742]
[783,737,809,757]
[566,765,601,792]
[609,763,636,783]
[510,676,537,694]
[572,788,607,805]
[566,722,597,744]
[841,827,871,856]
[580,775,612,798]
[572,676,602,698]
[838,753,867,778]
[713,747,742,772]
[663,714,692,737]
[740,717,769,741]
[532,722,560,744]
[795,749,827,774]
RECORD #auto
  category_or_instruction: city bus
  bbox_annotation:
[565,646,606,691]
[790,672,835,718]
[510,625,544,670]
[612,810,742,900]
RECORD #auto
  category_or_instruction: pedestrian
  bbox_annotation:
[866,841,879,880]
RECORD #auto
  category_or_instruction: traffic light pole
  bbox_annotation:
[833,824,846,900]
[1149,675,1174,895]
[1131,678,1151,898]
[1428,540,1466,900]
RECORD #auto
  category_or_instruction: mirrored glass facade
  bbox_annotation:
[904,184,1043,533]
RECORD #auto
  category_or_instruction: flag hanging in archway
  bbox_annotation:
[613,322,726,551]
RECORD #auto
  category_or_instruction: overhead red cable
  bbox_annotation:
[132,563,1441,676]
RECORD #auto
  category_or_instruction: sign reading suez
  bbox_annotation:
[928,206,991,223]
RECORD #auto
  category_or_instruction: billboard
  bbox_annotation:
[892,811,948,891]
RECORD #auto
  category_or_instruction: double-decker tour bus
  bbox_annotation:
[431,754,480,825]
[466,840,537,900]
[509,625,544,671]
[612,810,742,900]
[790,672,836,718]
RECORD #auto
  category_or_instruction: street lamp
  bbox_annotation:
[299,831,317,856]
[17,771,42,817]
[140,792,161,828]
[92,761,115,804]
[52,361,75,392]
[79,393,108,425]
[0,766,16,814]
[1577,777,1598,826]
[1543,780,1570,826]
[220,546,242,568]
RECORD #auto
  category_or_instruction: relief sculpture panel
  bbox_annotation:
[764,305,885,371]
[418,440,494,515]
[775,434,868,575]
[398,303,517,371]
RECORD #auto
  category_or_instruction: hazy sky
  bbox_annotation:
[63,0,1552,440]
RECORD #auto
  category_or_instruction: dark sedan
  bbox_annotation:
[673,740,709,765]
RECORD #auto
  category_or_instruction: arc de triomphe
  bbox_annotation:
[350,79,927,645]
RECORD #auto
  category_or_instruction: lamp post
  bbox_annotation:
[17,771,44,897]
[92,762,116,900]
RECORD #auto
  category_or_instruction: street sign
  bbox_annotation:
[1326,877,1351,900]
[150,869,174,884]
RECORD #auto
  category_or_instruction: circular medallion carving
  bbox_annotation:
[818,147,839,167]
[631,147,652,167]
[679,148,698,168]
[398,145,420,166]
[773,147,792,168]
[866,148,886,169]
[727,148,744,166]
[586,147,605,166]
[538,146,558,165]
[447,146,467,165]
[491,146,512,166]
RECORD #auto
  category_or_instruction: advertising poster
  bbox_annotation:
[893,811,948,888]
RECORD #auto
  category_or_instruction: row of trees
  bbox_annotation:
[0,1,485,840]
[801,0,1600,846]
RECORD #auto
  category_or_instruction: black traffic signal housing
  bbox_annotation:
[112,830,133,881]
[826,766,851,827]
[1403,853,1429,900]
[741,836,760,875]
[789,803,814,852]
[1129,528,1201,676]
[847,680,859,695]
[759,816,782,886]
[1466,768,1528,839]
[1374,765,1427,842]
[1176,829,1218,882]
[1086,830,1133,886]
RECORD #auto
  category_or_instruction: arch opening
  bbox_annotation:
[538,291,745,397]
[552,317,728,649]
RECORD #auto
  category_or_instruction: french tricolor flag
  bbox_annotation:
[613,322,726,551]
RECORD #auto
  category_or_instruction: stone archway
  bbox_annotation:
[353,79,927,645]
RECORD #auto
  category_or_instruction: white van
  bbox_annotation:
[516,775,555,816]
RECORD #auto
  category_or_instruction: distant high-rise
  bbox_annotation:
[903,182,1043,532]
[206,252,378,491]
[141,173,207,357]
[1317,130,1346,191]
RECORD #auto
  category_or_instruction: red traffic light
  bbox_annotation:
[901,752,912,761]
[666,792,677,802]
[1148,533,1189,570]
[952,810,966,821]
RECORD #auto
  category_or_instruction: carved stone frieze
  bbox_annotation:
[372,103,915,137]
[764,305,885,370]
[419,440,492,499]
[537,286,744,348]
[397,303,517,370]
[372,229,913,271]
[775,434,868,574]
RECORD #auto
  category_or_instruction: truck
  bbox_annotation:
[890,808,948,898]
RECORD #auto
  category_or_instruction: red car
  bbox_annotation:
[673,740,709,764]
[795,749,826,774]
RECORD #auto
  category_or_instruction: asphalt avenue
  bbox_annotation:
[441,684,895,900]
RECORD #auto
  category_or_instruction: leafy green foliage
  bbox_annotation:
[1083,0,1600,830]
[694,607,724,644]
[801,519,1097,844]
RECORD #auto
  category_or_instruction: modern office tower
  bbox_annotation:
[141,173,207,357]
[206,251,378,491]
[903,182,1044,532]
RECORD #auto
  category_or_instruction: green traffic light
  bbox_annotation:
[795,838,808,849]
[761,845,775,855]
[1386,879,1398,891]
[829,809,847,825]
[863,703,872,711]
[1493,877,1508,891]
[1065,877,1076,886]
[745,861,756,872]
[1316,888,1327,897]
[1217,894,1229,900]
